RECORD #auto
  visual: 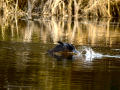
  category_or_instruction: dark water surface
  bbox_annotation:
[0,15,120,90]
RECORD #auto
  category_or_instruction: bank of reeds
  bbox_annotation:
[0,0,120,17]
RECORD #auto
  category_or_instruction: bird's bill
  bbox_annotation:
[72,49,80,54]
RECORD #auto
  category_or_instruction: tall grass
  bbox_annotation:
[0,0,120,17]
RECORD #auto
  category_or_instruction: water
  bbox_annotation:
[0,15,120,90]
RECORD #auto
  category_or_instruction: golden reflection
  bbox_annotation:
[0,15,120,90]
[0,15,120,46]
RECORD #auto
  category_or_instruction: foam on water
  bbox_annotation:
[78,47,120,61]
[84,48,103,61]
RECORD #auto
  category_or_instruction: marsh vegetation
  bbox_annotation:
[0,0,120,17]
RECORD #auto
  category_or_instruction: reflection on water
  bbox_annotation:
[0,15,120,46]
[0,15,120,90]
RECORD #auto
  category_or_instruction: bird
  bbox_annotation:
[48,41,79,55]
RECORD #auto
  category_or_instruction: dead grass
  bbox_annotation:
[0,0,120,17]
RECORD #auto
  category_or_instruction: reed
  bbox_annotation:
[0,0,120,17]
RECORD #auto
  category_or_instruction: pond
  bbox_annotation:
[0,14,120,90]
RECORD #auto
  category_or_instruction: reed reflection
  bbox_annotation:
[1,15,120,90]
[0,15,120,46]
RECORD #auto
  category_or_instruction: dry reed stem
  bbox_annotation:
[0,0,120,17]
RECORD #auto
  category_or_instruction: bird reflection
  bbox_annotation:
[47,41,80,60]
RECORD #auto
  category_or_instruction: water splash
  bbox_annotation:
[78,46,120,61]
[83,47,103,61]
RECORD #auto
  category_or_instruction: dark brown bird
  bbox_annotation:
[48,41,79,54]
